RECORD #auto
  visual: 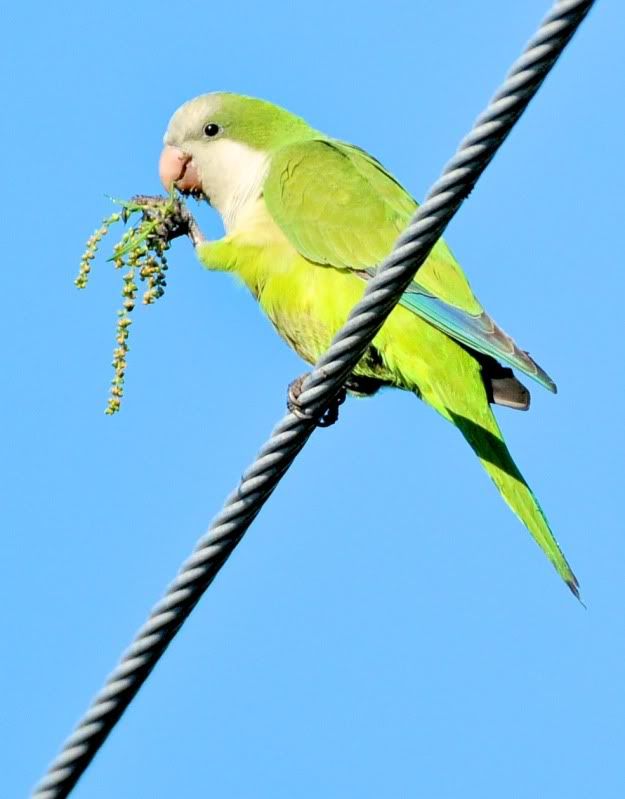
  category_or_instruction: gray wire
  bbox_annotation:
[32,2,595,796]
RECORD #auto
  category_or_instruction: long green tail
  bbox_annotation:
[451,407,580,599]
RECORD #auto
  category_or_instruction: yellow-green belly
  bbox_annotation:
[195,208,578,596]
[198,229,482,404]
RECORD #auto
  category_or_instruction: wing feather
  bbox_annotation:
[263,139,555,391]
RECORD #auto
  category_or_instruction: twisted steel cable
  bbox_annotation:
[32,2,595,796]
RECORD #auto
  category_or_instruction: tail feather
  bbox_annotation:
[451,409,580,599]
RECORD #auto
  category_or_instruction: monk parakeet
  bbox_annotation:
[158,92,579,598]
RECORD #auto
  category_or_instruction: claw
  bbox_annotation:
[287,373,347,428]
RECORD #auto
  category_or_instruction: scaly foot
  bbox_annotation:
[129,194,205,247]
[287,373,347,428]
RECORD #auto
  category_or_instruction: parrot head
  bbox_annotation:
[159,92,315,226]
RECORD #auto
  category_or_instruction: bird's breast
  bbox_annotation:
[227,199,394,377]
[230,239,368,366]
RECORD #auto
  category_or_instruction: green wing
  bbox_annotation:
[263,139,555,391]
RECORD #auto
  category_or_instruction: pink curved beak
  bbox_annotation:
[159,145,201,193]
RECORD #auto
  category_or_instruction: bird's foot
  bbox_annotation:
[343,374,385,397]
[128,194,205,247]
[287,373,346,428]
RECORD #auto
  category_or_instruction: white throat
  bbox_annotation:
[197,139,269,232]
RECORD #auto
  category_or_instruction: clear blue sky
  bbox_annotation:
[2,1,623,797]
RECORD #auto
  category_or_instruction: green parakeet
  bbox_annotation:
[159,92,579,598]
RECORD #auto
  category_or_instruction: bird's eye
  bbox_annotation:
[203,123,220,138]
